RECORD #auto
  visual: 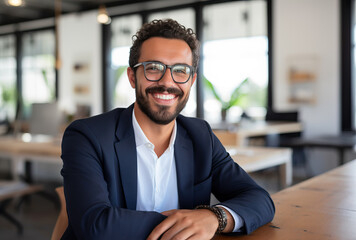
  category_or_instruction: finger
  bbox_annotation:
[160,224,193,240]
[187,234,206,240]
[147,216,177,240]
[160,211,198,240]
[161,209,177,216]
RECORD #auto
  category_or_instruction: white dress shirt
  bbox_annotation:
[132,111,243,231]
[133,112,179,212]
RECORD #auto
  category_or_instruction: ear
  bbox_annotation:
[191,73,197,86]
[127,67,136,88]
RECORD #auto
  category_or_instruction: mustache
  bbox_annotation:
[146,86,183,97]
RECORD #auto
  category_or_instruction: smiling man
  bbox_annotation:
[60,19,275,240]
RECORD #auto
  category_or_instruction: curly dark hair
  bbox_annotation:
[129,19,200,73]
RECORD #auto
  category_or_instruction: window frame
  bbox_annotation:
[341,0,355,132]
[0,26,58,122]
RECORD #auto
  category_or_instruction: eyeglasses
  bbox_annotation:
[133,61,194,84]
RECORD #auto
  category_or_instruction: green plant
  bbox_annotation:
[0,84,16,104]
[204,76,250,112]
[41,69,55,99]
[0,84,16,121]
[113,66,129,103]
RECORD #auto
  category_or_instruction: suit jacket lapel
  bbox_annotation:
[114,105,137,210]
[175,123,194,209]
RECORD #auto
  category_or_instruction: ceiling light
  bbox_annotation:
[6,0,25,7]
[97,5,111,25]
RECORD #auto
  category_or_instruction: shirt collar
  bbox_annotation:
[132,110,177,150]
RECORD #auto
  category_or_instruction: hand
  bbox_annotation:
[147,209,219,240]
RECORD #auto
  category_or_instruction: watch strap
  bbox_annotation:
[195,205,227,233]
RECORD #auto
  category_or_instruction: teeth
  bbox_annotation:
[155,94,175,100]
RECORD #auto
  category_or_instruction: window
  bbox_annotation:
[21,30,56,118]
[106,1,269,123]
[202,1,268,124]
[148,8,195,30]
[110,15,142,109]
[0,35,16,122]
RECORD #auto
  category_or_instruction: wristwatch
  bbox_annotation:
[195,205,227,233]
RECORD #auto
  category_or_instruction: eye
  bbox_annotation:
[173,65,190,75]
[146,63,164,72]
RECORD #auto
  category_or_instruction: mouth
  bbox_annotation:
[154,93,176,100]
[151,92,178,105]
[146,86,182,106]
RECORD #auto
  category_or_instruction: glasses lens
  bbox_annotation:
[172,65,191,83]
[144,62,165,81]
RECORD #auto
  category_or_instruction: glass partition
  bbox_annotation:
[110,14,142,109]
[0,35,16,123]
[203,0,268,124]
[22,29,56,118]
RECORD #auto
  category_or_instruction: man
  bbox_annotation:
[61,19,275,240]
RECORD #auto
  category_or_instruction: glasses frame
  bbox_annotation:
[133,61,194,84]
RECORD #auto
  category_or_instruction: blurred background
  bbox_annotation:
[0,0,355,239]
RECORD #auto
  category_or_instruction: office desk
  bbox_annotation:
[285,133,356,166]
[213,121,302,146]
[0,134,62,180]
[227,147,292,188]
[214,159,356,240]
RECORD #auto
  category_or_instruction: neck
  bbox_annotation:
[133,103,175,157]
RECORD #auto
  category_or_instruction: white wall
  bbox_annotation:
[27,11,103,181]
[58,11,102,116]
[273,0,340,137]
[273,0,347,175]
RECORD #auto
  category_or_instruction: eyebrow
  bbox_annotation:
[143,60,192,66]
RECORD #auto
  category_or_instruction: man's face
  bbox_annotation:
[128,37,196,125]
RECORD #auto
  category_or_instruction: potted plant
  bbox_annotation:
[204,77,249,121]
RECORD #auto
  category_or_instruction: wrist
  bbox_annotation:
[216,206,235,233]
[195,205,227,233]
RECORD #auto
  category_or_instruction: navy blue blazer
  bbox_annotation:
[60,105,275,239]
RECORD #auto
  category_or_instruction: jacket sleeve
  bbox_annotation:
[61,120,165,240]
[206,122,275,234]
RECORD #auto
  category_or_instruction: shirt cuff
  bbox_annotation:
[216,205,244,232]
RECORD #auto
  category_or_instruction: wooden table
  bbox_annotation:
[213,121,302,146]
[0,134,62,180]
[214,159,356,240]
[227,147,292,188]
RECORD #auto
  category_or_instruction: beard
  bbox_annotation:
[135,79,190,125]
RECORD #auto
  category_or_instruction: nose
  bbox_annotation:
[159,68,175,87]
